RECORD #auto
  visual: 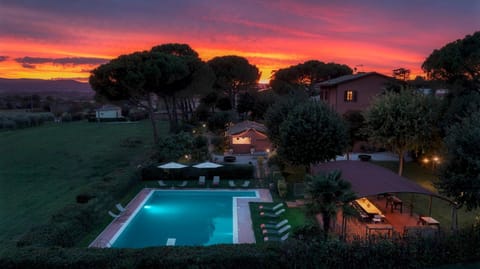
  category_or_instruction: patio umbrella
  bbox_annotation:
[158,162,188,169]
[192,161,223,169]
[158,162,188,180]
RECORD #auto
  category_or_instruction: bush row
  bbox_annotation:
[0,112,54,130]
[141,164,255,181]
[16,166,141,248]
[2,227,480,269]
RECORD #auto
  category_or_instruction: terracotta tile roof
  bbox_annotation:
[227,121,268,135]
[318,72,392,87]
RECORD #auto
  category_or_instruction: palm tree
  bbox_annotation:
[305,170,356,240]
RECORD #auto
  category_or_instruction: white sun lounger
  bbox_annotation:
[158,180,169,187]
[260,208,286,217]
[262,224,291,235]
[228,180,236,187]
[199,176,206,186]
[177,181,188,187]
[258,203,284,211]
[115,203,126,212]
[108,211,119,218]
[213,176,220,186]
[260,219,288,229]
[264,232,290,242]
[241,180,250,188]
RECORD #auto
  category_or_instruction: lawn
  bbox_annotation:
[373,161,480,229]
[0,120,166,252]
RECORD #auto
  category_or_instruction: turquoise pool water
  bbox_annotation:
[111,190,257,248]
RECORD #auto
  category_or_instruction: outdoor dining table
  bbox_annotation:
[355,198,383,215]
[386,195,403,213]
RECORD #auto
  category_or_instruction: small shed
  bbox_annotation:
[95,105,122,119]
[226,121,271,154]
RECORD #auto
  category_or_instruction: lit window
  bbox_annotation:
[232,136,251,144]
[344,90,357,102]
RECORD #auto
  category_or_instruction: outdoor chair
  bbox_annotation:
[177,181,188,188]
[260,208,286,217]
[228,180,236,187]
[260,219,288,229]
[115,203,126,212]
[198,176,206,186]
[258,203,284,211]
[108,211,119,218]
[262,224,291,235]
[213,176,220,186]
[241,180,250,188]
[158,180,169,187]
[264,232,290,242]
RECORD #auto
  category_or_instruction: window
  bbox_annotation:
[344,90,357,102]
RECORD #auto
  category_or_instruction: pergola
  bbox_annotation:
[311,160,458,231]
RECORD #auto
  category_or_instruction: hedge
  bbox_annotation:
[142,164,255,181]
[2,227,480,269]
[0,112,54,130]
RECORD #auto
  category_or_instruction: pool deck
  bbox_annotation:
[89,188,272,248]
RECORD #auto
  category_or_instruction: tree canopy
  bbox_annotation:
[207,56,260,110]
[90,44,212,140]
[276,100,348,170]
[363,90,439,175]
[270,60,352,95]
[422,31,480,94]
[437,111,480,210]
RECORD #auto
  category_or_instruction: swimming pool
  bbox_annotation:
[110,190,258,248]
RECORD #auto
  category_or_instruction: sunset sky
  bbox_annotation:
[0,0,479,83]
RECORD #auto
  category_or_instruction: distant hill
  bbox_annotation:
[0,78,94,99]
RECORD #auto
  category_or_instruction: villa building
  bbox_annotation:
[226,120,272,154]
[313,72,393,115]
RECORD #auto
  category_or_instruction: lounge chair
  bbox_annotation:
[198,176,206,186]
[228,180,236,187]
[258,203,284,211]
[241,180,250,188]
[158,180,169,187]
[260,219,288,229]
[177,181,188,188]
[108,211,119,218]
[262,224,291,235]
[213,176,220,186]
[264,232,290,242]
[260,208,286,217]
[115,203,126,212]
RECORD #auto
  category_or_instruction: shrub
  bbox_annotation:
[210,135,226,152]
[207,112,232,133]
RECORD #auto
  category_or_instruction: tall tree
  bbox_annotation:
[208,56,260,110]
[422,31,480,94]
[305,171,356,240]
[277,100,348,172]
[343,110,366,160]
[270,60,352,95]
[264,94,308,147]
[363,90,439,175]
[437,111,480,210]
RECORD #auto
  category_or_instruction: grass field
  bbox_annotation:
[0,120,166,251]
[373,161,480,229]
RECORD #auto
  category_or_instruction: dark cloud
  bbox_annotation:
[15,57,109,68]
[0,56,8,62]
